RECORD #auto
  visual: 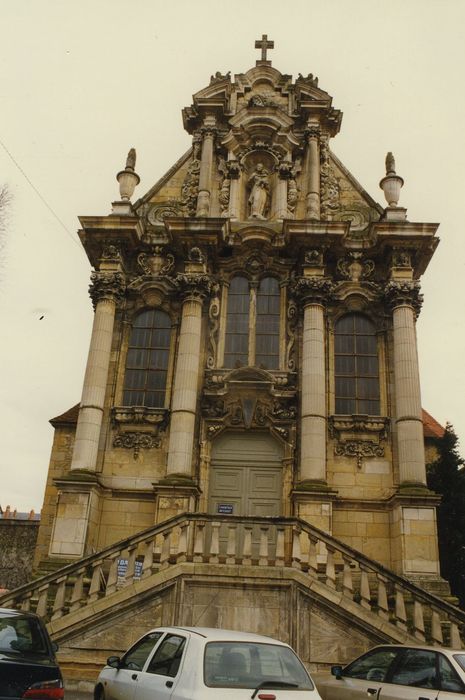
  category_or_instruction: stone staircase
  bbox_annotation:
[1,513,464,685]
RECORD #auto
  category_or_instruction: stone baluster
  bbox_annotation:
[193,521,206,563]
[105,554,120,596]
[275,527,285,566]
[209,522,220,564]
[88,561,104,602]
[242,526,253,566]
[69,567,86,612]
[325,545,336,590]
[305,124,320,219]
[342,556,354,599]
[35,584,50,619]
[413,599,426,641]
[177,523,189,563]
[307,535,319,576]
[376,575,389,620]
[51,576,68,620]
[196,120,216,216]
[431,610,444,645]
[292,527,302,569]
[449,621,462,649]
[167,277,212,478]
[160,531,172,569]
[385,281,426,485]
[20,594,32,612]
[395,585,408,630]
[258,526,270,566]
[124,545,138,584]
[226,524,237,565]
[71,271,125,471]
[141,540,155,578]
[359,566,371,609]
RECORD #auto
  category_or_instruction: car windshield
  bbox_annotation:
[204,641,313,689]
[454,654,465,672]
[0,615,48,655]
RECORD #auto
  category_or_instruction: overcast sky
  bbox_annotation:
[1,0,464,511]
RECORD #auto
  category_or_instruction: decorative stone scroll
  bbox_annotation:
[320,136,339,219]
[286,299,298,371]
[113,432,161,459]
[337,252,375,282]
[206,290,221,369]
[334,440,385,469]
[147,201,183,225]
[89,271,126,307]
[100,242,122,262]
[181,158,201,216]
[384,280,423,316]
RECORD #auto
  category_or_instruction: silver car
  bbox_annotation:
[95,626,323,699]
[315,644,465,700]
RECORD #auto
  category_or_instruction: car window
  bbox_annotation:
[0,615,48,655]
[344,648,398,682]
[438,654,465,693]
[390,649,438,689]
[146,634,186,677]
[204,641,313,689]
[120,632,163,671]
[454,654,465,672]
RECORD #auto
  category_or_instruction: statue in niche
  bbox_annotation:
[247,163,270,219]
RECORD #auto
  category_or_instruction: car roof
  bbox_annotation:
[367,644,464,656]
[0,608,39,619]
[146,627,289,645]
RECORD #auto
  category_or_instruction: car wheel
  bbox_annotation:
[94,684,105,700]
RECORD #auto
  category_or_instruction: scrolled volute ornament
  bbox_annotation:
[89,271,126,307]
[292,276,334,305]
[174,273,217,301]
[384,280,423,316]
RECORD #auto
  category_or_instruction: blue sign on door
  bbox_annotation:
[217,503,234,514]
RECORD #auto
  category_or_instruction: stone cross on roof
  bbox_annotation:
[255,34,274,65]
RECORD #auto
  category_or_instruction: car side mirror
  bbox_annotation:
[331,665,343,680]
[107,656,121,669]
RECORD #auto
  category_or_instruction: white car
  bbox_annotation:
[314,644,465,700]
[95,626,322,699]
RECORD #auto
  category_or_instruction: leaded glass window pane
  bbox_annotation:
[224,277,250,368]
[255,277,280,369]
[334,314,380,415]
[123,310,171,407]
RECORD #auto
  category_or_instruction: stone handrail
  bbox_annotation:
[0,513,463,647]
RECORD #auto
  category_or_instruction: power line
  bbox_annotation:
[0,138,82,250]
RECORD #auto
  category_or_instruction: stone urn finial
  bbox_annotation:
[116,148,140,201]
[379,151,404,207]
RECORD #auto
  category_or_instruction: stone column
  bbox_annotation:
[276,161,293,219]
[70,271,125,472]
[305,125,321,219]
[166,275,212,478]
[226,160,241,219]
[196,120,216,217]
[294,274,333,484]
[386,280,426,486]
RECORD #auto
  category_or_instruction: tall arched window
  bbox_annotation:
[224,276,250,368]
[334,314,380,415]
[123,310,171,408]
[224,275,280,370]
[256,277,280,370]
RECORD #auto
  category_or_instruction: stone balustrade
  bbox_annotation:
[1,513,463,648]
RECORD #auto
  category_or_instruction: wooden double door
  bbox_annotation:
[208,432,283,519]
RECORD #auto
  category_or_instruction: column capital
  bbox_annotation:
[277,161,294,180]
[384,280,423,315]
[291,276,333,306]
[305,124,321,140]
[175,273,218,303]
[225,160,241,179]
[89,270,126,308]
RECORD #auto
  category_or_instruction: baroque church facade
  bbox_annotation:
[3,38,463,683]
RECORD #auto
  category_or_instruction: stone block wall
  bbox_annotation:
[0,519,39,589]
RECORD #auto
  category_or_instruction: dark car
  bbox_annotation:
[0,608,63,700]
